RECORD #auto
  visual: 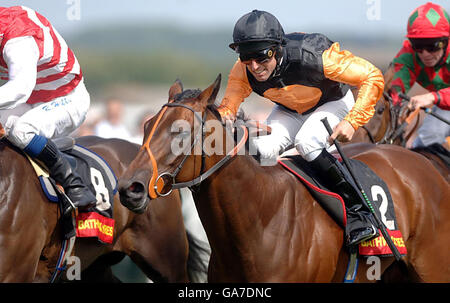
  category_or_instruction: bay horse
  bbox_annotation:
[349,65,449,181]
[350,64,422,146]
[118,76,450,282]
[0,135,201,282]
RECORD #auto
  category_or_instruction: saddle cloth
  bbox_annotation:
[29,138,117,244]
[278,155,407,257]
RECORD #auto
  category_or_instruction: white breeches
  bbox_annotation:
[411,106,450,148]
[252,89,355,165]
[0,80,90,149]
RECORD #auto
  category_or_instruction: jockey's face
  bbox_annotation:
[410,38,447,67]
[243,56,277,82]
[417,48,444,67]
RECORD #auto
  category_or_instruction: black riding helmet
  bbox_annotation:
[229,10,285,60]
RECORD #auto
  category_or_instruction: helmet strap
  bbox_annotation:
[435,38,449,67]
[270,45,284,79]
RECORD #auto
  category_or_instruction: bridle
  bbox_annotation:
[362,92,408,145]
[379,94,411,145]
[141,101,248,199]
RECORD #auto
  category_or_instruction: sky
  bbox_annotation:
[2,0,450,37]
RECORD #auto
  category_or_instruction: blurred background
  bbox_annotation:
[2,0,447,281]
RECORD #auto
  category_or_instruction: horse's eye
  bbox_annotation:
[377,107,385,115]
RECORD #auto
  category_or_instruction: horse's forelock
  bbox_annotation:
[173,89,202,103]
[206,104,222,120]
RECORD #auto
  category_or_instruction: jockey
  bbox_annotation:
[218,10,385,247]
[389,2,450,148]
[0,6,96,215]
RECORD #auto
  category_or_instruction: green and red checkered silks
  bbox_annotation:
[389,3,450,110]
[390,40,450,109]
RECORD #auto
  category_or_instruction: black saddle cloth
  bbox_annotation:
[278,155,399,232]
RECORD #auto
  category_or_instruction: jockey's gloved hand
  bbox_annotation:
[217,106,236,125]
[328,119,355,144]
[408,93,436,111]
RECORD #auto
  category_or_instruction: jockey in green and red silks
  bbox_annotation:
[389,2,450,148]
[391,40,450,102]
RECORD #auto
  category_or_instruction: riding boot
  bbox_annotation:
[25,136,97,216]
[309,149,378,247]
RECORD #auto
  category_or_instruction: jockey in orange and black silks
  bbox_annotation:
[219,33,384,128]
[218,10,384,247]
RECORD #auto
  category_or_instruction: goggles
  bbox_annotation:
[240,47,275,65]
[410,38,447,53]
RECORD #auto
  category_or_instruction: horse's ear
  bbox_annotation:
[199,74,221,105]
[168,79,183,101]
[383,63,395,91]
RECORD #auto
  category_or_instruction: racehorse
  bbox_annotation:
[0,135,203,282]
[350,64,422,146]
[118,76,450,282]
[349,65,449,181]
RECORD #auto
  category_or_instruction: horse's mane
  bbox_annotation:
[174,89,202,102]
[206,104,253,150]
[175,89,252,146]
[206,103,250,124]
[175,88,250,124]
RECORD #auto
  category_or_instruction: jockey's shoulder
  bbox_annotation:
[283,32,335,63]
[285,32,333,48]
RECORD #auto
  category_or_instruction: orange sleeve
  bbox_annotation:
[217,60,253,117]
[322,42,384,130]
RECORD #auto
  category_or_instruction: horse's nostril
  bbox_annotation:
[119,180,149,214]
[129,182,145,194]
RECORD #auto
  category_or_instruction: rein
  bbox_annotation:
[375,93,408,145]
[142,102,248,199]
[378,102,399,144]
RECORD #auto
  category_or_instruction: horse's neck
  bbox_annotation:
[192,155,263,276]
[383,101,394,139]
[377,64,395,142]
[196,127,290,234]
[197,154,264,231]
[195,151,311,277]
[375,99,394,143]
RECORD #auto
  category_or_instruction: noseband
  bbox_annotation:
[142,101,248,199]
